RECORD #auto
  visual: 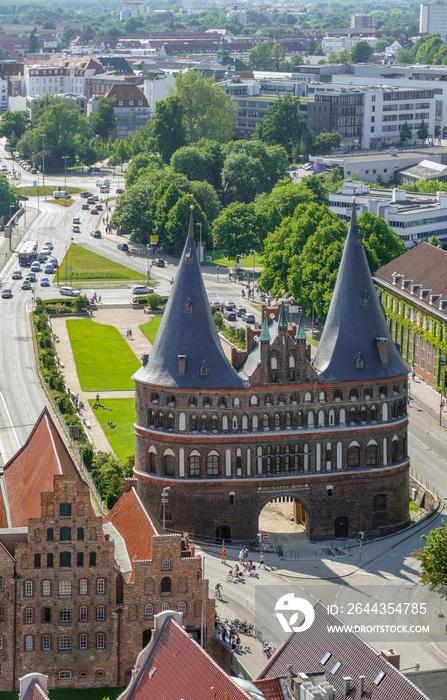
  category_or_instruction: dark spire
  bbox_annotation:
[277,301,288,328]
[313,201,409,383]
[133,210,246,389]
[260,314,271,341]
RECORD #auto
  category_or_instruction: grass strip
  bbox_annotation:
[60,244,145,281]
[88,398,136,462]
[139,316,162,345]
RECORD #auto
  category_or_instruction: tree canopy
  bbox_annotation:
[413,524,447,597]
[254,93,314,157]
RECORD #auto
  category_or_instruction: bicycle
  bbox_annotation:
[227,571,245,583]
[214,585,223,600]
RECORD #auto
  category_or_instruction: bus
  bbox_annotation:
[18,240,38,267]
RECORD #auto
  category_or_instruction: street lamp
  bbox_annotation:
[62,156,69,192]
[161,487,170,531]
[250,248,256,294]
[147,244,152,285]
[41,133,46,188]
[196,222,202,266]
[308,281,315,337]
[440,352,445,426]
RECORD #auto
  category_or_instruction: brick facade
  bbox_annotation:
[134,306,410,542]
[0,475,214,691]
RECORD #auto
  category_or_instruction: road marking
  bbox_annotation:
[0,391,21,450]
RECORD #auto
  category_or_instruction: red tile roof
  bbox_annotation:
[256,601,430,700]
[253,678,284,700]
[103,487,157,580]
[126,617,253,700]
[23,681,50,700]
[104,82,148,107]
[3,407,81,527]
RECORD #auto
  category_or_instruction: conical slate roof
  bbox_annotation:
[133,210,246,389]
[313,204,409,383]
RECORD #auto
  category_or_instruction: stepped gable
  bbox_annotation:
[103,486,157,582]
[133,210,246,390]
[3,407,81,527]
[313,203,409,383]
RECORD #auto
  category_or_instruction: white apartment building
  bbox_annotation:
[0,76,8,113]
[119,2,148,20]
[420,3,447,34]
[322,34,377,56]
[24,57,101,99]
[329,180,447,246]
[143,72,175,115]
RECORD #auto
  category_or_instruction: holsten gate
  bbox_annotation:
[132,207,410,541]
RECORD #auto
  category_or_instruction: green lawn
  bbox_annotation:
[139,316,162,344]
[66,319,141,390]
[0,691,125,700]
[60,244,145,281]
[88,398,136,461]
[203,250,264,271]
[18,186,82,196]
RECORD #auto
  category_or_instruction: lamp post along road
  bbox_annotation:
[41,133,46,188]
[440,353,445,426]
[62,156,69,192]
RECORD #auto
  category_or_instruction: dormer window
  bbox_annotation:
[200,360,209,376]
[355,352,364,368]
[186,249,194,265]
[185,299,193,313]
[362,290,369,305]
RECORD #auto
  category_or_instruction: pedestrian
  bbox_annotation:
[231,637,237,652]
[260,552,265,568]
[236,634,241,649]
[239,549,245,565]
[411,367,416,381]
[98,295,101,303]
[221,547,226,564]
[129,329,132,338]
[222,627,227,643]
[126,330,129,338]
[96,392,100,403]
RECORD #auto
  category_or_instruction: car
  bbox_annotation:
[303,163,313,171]
[223,310,237,322]
[37,251,49,262]
[287,165,298,171]
[242,313,256,324]
[48,256,58,266]
[87,197,95,205]
[19,194,29,200]
[31,168,37,174]
[90,209,98,215]
[210,301,222,310]
[82,203,90,210]
[72,224,81,232]
[21,280,32,290]
[44,264,54,274]
[223,301,236,310]
[116,188,124,194]
[90,230,101,238]
[72,218,80,225]
[80,191,92,198]
[59,286,80,297]
[96,204,103,211]
[30,262,41,272]
[154,258,165,267]
[1,288,12,298]
[12,269,22,280]
[26,272,37,282]
[131,285,154,295]
[235,306,246,317]
[93,195,99,202]
[40,276,50,287]
[117,243,129,251]
[43,241,53,250]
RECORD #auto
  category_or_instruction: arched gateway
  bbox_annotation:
[133,207,411,541]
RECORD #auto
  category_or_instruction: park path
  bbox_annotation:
[50,306,153,455]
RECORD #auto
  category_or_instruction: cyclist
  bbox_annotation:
[215,582,223,599]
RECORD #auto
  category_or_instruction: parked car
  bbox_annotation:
[59,286,80,297]
[12,269,22,280]
[131,285,154,295]
[235,306,246,317]
[116,188,124,194]
[210,301,222,310]
[223,301,236,310]
[26,272,37,282]
[118,243,129,251]
[154,258,165,267]
[21,280,31,290]
[82,203,90,210]
[31,168,37,174]
[1,287,12,298]
[90,230,101,238]
[40,276,50,287]
[30,261,41,272]
[223,310,237,321]
[242,313,256,324]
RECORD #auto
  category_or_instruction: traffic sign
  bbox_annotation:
[263,534,268,540]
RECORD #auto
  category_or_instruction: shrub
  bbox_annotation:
[147,293,162,310]
[75,294,89,312]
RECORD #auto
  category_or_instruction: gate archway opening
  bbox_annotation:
[258,495,309,540]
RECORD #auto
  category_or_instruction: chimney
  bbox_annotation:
[376,337,388,366]
[177,355,186,375]
[142,353,149,367]
[343,677,352,695]
[380,649,400,669]
[359,675,365,696]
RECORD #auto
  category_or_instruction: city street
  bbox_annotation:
[1,141,447,676]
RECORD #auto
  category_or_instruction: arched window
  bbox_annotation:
[270,356,277,370]
[167,395,176,406]
[222,416,228,431]
[278,393,286,405]
[285,412,292,428]
[347,443,360,468]
[252,415,258,430]
[249,395,258,406]
[167,413,174,430]
[150,392,159,403]
[59,608,72,623]
[96,606,105,621]
[319,391,326,403]
[79,579,87,595]
[349,388,358,401]
[201,414,209,432]
[42,635,50,651]
[96,633,105,649]
[274,413,281,430]
[242,414,248,430]
[161,559,171,571]
[188,396,197,408]
[25,607,34,624]
[364,387,372,400]
[189,454,200,476]
[163,451,175,476]
[145,603,154,616]
[42,607,51,623]
[348,407,358,424]
[203,396,212,408]
[366,442,378,466]
[211,415,218,431]
[304,391,312,403]
[307,411,314,427]
[218,396,226,408]
[233,397,240,408]
[59,670,71,680]
[329,409,335,426]
[161,602,171,612]
[334,389,342,402]
[178,601,187,613]
[290,393,299,405]
[80,606,88,622]
[190,415,197,432]
[59,581,72,596]
[207,453,219,476]
[179,412,186,431]
[161,577,171,593]
[370,405,378,422]
[359,406,367,423]
[24,635,34,651]
[379,385,388,398]
[318,410,325,427]
[263,414,269,430]
[391,437,399,463]
[24,580,33,597]
[289,355,295,368]
[382,403,388,422]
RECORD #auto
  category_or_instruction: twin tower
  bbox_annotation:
[131,207,410,541]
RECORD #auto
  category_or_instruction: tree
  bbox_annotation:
[400,121,412,143]
[125,153,165,187]
[174,71,237,144]
[0,174,17,221]
[417,120,429,142]
[413,524,447,597]
[89,97,116,141]
[254,94,314,157]
[350,40,373,63]
[271,43,286,70]
[28,26,40,53]
[248,41,272,70]
[358,212,406,271]
[429,235,442,247]
[37,98,88,150]
[0,110,29,141]
[212,202,260,258]
[314,132,342,155]
[171,146,207,181]
[188,180,221,222]
[152,95,186,163]
[165,195,209,256]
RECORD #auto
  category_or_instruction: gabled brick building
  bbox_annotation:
[0,410,213,691]
[133,207,411,542]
